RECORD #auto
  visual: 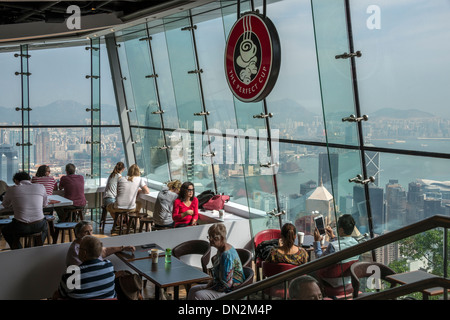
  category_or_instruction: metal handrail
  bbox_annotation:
[217,214,450,300]
[355,277,450,300]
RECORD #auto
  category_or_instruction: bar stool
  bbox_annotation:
[126,212,145,234]
[19,232,44,248]
[53,222,77,244]
[99,205,114,234]
[44,215,56,245]
[64,208,84,222]
[112,211,130,235]
[0,218,12,239]
[138,217,154,232]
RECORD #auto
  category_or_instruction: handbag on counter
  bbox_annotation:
[202,194,230,211]
[197,190,216,209]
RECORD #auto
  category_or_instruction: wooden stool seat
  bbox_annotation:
[0,218,13,225]
[18,232,43,248]
[112,211,132,235]
[53,222,77,244]
[138,217,154,232]
[126,213,145,234]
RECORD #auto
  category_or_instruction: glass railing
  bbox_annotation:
[217,215,449,300]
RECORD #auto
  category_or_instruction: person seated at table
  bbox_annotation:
[313,214,359,260]
[188,223,245,300]
[265,222,308,265]
[1,171,48,249]
[172,181,198,228]
[55,235,116,300]
[313,214,360,293]
[103,161,125,207]
[56,163,86,222]
[31,165,57,195]
[32,165,58,215]
[289,275,324,300]
[66,221,136,267]
[153,180,181,229]
[106,164,150,221]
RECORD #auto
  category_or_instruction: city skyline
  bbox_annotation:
[0,0,449,239]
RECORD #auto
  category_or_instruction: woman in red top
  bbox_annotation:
[172,182,198,228]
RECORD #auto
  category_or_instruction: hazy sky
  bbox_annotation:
[1,0,449,119]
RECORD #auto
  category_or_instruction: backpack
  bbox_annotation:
[255,239,279,261]
[114,270,143,300]
[197,190,216,209]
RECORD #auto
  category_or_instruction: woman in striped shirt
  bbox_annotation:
[31,165,57,195]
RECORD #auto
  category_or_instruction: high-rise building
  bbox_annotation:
[407,182,424,222]
[0,144,19,183]
[339,194,353,214]
[319,153,338,200]
[352,185,384,234]
[365,149,381,186]
[306,181,334,225]
[35,131,50,165]
[423,198,442,218]
[385,180,407,229]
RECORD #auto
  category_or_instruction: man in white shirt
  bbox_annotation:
[1,171,49,249]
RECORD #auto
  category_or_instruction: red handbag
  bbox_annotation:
[202,194,230,211]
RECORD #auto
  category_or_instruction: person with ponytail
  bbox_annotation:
[153,180,181,228]
[106,164,149,220]
[265,223,308,265]
[103,162,125,207]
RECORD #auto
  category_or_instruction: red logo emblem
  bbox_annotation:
[225,12,280,103]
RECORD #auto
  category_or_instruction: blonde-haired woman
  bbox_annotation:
[106,164,149,220]
[188,223,245,300]
[153,180,181,229]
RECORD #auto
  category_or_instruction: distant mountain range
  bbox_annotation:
[369,108,436,120]
[0,99,439,126]
[0,100,118,125]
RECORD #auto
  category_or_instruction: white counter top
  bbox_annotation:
[0,194,73,216]
[139,191,246,223]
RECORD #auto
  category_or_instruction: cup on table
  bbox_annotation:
[219,209,224,220]
[297,232,305,246]
[151,248,159,264]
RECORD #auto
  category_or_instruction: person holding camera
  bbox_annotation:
[313,214,359,260]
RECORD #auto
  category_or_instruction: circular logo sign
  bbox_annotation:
[225,12,281,103]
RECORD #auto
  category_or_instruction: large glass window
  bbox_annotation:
[351,0,450,153]
[0,40,124,181]
[0,49,22,126]
[28,45,90,126]
[0,49,22,182]
[264,0,324,142]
